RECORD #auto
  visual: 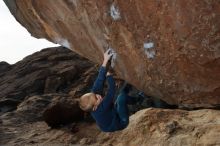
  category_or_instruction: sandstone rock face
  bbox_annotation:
[2,108,220,146]
[95,108,220,146]
[0,48,219,145]
[0,46,102,130]
[0,47,96,113]
[43,95,83,128]
[0,47,99,145]
[4,0,220,108]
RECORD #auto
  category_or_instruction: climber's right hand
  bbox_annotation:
[104,49,113,61]
[102,49,113,67]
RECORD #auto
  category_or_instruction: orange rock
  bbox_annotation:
[4,0,220,108]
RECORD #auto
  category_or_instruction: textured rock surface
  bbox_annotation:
[95,108,220,146]
[4,0,220,108]
[2,108,220,146]
[0,46,97,113]
[0,47,98,145]
[43,95,83,128]
[0,47,219,146]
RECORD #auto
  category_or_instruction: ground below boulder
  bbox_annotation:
[96,108,220,146]
[1,108,220,146]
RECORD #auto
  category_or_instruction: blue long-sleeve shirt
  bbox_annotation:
[91,66,120,132]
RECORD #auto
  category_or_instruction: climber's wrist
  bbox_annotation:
[102,60,108,67]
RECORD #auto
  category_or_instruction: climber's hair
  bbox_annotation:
[79,93,96,112]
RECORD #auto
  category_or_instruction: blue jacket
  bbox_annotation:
[91,66,122,132]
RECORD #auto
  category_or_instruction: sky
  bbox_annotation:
[0,1,59,64]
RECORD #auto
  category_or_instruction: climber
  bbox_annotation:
[79,49,135,132]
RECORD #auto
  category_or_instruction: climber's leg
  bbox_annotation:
[115,90,129,129]
[126,95,139,104]
[117,82,139,104]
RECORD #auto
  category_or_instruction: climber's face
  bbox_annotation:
[92,94,103,111]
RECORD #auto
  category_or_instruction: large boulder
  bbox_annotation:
[43,95,84,128]
[3,0,220,108]
[14,93,85,127]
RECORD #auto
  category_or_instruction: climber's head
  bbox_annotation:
[79,93,103,112]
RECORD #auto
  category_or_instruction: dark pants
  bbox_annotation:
[115,88,136,129]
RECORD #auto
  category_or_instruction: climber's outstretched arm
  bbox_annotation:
[91,49,113,94]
